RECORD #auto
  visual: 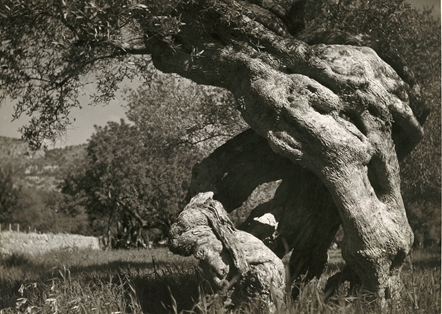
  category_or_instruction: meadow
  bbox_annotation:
[0,246,440,314]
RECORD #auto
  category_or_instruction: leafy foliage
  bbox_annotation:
[63,121,168,239]
[123,67,245,151]
[1,0,150,148]
[401,106,441,246]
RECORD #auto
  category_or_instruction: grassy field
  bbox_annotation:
[0,247,440,313]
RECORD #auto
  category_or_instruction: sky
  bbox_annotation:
[0,81,137,148]
[0,0,440,148]
[409,0,441,16]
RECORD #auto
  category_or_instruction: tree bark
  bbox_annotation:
[146,0,426,303]
[169,192,286,311]
[232,54,415,299]
[188,129,341,297]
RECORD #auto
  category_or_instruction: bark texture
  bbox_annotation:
[188,129,341,297]
[146,0,427,303]
[169,192,286,310]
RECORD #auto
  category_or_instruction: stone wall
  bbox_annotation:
[0,231,100,256]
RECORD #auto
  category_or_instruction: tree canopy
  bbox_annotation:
[1,0,436,148]
[123,68,245,151]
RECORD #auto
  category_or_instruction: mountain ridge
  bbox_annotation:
[0,136,87,191]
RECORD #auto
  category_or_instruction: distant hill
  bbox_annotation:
[0,136,86,191]
[0,136,44,159]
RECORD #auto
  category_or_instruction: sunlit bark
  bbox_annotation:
[160,1,423,300]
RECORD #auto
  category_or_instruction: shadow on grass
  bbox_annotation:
[0,250,203,313]
[411,257,441,269]
[403,247,441,270]
[129,265,209,313]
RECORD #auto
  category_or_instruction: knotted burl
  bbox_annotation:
[169,192,286,309]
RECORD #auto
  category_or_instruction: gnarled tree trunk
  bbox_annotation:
[0,0,430,305]
[154,0,428,304]
[169,192,286,312]
[187,129,341,298]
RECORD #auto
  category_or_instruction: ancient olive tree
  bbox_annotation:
[0,0,430,303]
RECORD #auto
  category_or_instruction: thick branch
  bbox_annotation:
[169,192,286,310]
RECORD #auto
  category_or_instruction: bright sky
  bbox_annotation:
[409,0,441,17]
[0,81,138,148]
[0,0,440,147]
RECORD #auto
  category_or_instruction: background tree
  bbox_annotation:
[62,72,244,246]
[401,106,441,247]
[62,120,170,246]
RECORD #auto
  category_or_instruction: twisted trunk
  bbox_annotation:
[188,129,341,297]
[169,192,286,311]
[1,0,428,302]
[155,0,426,302]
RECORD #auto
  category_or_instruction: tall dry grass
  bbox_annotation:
[0,247,440,313]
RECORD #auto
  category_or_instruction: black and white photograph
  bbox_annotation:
[0,0,440,313]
